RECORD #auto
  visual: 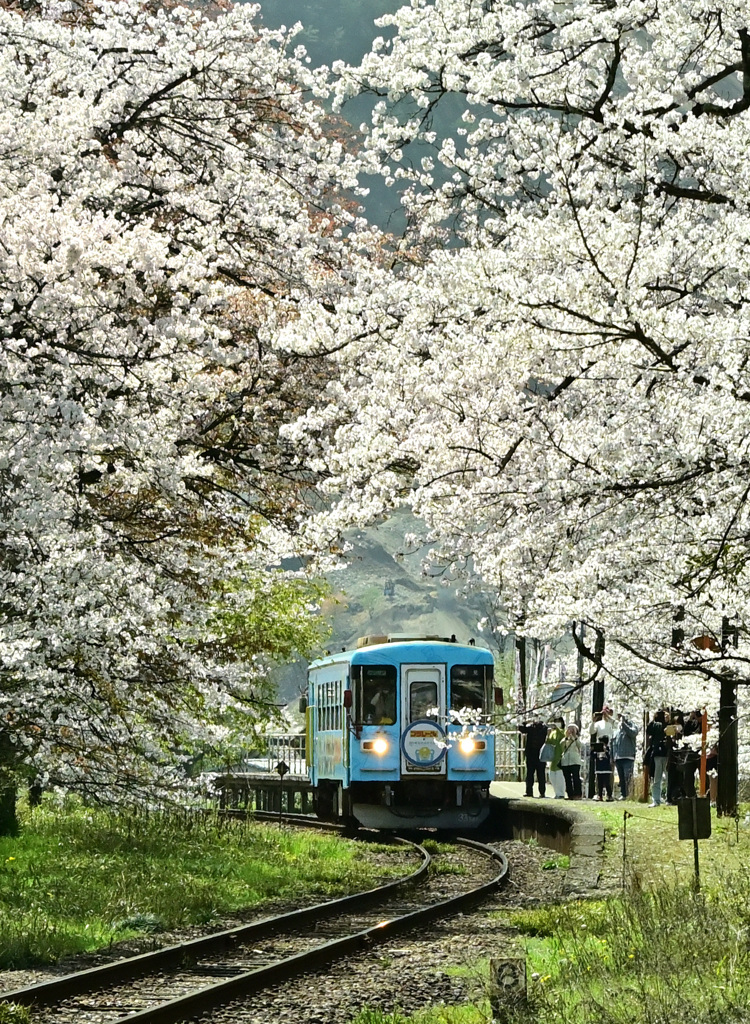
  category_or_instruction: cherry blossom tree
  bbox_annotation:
[285,0,750,809]
[0,0,374,830]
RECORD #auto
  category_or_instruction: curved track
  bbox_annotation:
[1,827,508,1024]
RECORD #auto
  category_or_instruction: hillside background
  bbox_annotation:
[274,511,512,704]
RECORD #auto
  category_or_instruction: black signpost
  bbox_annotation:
[677,796,711,891]
[275,760,289,822]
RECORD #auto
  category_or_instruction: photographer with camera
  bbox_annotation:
[612,713,639,800]
[519,715,548,798]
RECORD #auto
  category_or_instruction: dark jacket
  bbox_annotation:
[519,721,548,762]
[646,719,668,757]
[595,747,613,774]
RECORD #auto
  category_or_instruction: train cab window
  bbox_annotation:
[450,665,491,714]
[410,680,438,721]
[362,666,397,724]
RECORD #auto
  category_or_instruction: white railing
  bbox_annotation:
[495,730,524,781]
[241,729,522,782]
[237,734,306,776]
[267,733,306,776]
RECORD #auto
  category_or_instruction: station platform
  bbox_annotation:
[490,779,528,799]
[491,779,608,804]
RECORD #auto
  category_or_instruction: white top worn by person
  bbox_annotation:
[590,705,615,744]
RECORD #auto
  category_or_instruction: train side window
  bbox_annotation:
[450,665,489,713]
[362,666,396,724]
[315,684,322,730]
[350,665,362,724]
[410,680,438,721]
[315,679,346,731]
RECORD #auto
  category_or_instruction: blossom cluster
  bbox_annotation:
[287,0,750,726]
[0,0,366,798]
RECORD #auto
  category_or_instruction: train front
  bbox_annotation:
[347,638,497,829]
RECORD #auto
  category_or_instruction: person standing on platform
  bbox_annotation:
[591,704,615,745]
[560,724,583,799]
[545,716,567,799]
[646,709,669,806]
[594,736,614,801]
[665,720,686,804]
[589,704,615,799]
[612,713,639,800]
[519,716,548,798]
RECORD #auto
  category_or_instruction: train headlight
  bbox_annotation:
[362,736,389,755]
[459,736,476,755]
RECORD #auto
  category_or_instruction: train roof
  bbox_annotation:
[308,635,494,670]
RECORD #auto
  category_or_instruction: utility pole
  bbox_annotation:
[515,632,527,784]
[572,621,603,798]
[716,616,739,817]
[588,627,605,797]
[588,678,605,797]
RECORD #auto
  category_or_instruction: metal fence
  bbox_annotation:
[243,730,522,782]
[494,730,523,781]
[251,733,306,777]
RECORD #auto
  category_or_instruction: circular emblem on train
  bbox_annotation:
[400,719,447,767]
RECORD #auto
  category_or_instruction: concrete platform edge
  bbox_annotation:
[489,795,606,895]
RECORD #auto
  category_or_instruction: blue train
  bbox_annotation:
[305,634,499,829]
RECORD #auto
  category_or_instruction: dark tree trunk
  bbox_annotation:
[588,674,605,799]
[0,728,20,835]
[0,784,18,837]
[716,672,738,818]
[516,634,527,709]
[515,633,526,782]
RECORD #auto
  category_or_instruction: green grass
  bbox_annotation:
[0,1007,31,1024]
[372,874,750,1024]
[356,802,750,1024]
[419,839,468,877]
[501,803,750,1024]
[509,877,750,1024]
[351,1008,482,1024]
[0,799,405,968]
[541,854,569,871]
[582,799,750,888]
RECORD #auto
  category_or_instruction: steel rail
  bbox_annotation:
[63,839,507,1024]
[0,833,428,1010]
[115,838,509,1024]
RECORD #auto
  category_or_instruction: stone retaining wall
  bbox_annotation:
[489,797,606,894]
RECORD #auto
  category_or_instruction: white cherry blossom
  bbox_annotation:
[0,0,367,814]
[290,1,750,768]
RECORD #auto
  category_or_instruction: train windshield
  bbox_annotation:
[410,679,438,721]
[450,665,491,712]
[362,666,397,724]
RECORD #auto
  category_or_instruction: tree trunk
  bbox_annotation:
[0,784,18,837]
[515,634,527,783]
[588,674,605,799]
[716,672,738,818]
[515,634,527,711]
[0,728,20,835]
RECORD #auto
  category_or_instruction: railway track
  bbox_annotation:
[1,827,508,1024]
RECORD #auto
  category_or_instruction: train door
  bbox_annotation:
[400,663,447,776]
